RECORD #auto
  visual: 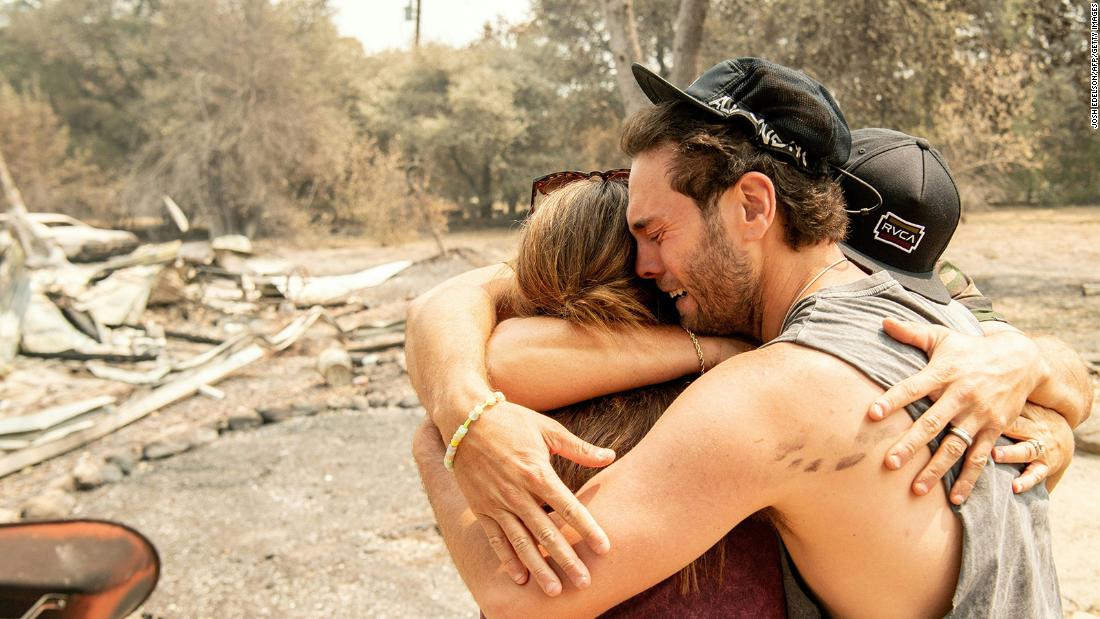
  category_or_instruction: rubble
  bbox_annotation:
[143,437,192,461]
[227,407,263,431]
[75,263,163,326]
[20,489,76,520]
[197,384,226,400]
[0,239,28,363]
[105,449,139,475]
[73,454,123,490]
[317,345,353,386]
[271,260,413,306]
[1,205,418,480]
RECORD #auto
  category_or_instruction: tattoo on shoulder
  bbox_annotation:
[774,439,806,461]
[835,453,866,471]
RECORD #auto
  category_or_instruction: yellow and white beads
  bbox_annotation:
[443,391,506,471]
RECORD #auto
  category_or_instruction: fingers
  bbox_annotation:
[1000,415,1039,442]
[1012,462,1050,494]
[508,461,599,591]
[909,432,970,496]
[881,317,947,353]
[993,440,1041,464]
[884,398,956,469]
[538,420,613,556]
[518,500,593,592]
[540,475,611,556]
[871,319,953,420]
[477,515,529,585]
[869,368,940,421]
[545,423,616,469]
[946,428,999,505]
[496,511,564,596]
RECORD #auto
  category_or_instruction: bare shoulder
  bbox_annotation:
[681,342,891,473]
[694,342,871,415]
[639,343,874,494]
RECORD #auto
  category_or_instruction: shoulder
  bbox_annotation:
[698,342,862,401]
[682,343,883,439]
[628,342,884,510]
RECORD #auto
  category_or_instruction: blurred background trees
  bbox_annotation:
[0,0,1094,241]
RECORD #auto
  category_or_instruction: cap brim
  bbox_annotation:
[840,242,952,304]
[631,63,723,118]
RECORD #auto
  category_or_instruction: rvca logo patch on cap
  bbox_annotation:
[873,212,925,253]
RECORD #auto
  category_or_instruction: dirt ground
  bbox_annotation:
[2,209,1098,618]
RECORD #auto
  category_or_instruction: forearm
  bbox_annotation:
[415,446,519,609]
[1028,335,1092,428]
[981,322,1093,428]
[487,318,713,410]
[413,432,582,618]
[411,373,765,619]
[406,265,513,433]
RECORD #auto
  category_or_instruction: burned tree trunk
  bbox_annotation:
[669,0,709,87]
[601,0,649,116]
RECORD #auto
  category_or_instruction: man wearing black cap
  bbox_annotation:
[406,58,1089,617]
[836,127,1088,501]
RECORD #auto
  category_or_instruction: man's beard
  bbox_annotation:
[680,216,762,338]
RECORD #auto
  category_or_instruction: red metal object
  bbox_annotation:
[0,519,160,619]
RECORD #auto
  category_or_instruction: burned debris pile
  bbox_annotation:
[0,208,418,486]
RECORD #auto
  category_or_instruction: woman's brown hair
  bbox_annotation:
[509,179,654,329]
[508,176,730,595]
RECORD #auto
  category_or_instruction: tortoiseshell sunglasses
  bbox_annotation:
[528,169,630,212]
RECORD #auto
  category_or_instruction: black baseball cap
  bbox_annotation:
[839,128,961,304]
[632,57,851,172]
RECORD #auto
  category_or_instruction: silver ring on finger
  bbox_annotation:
[947,425,974,448]
[1028,438,1046,458]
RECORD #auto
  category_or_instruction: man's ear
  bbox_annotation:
[723,172,777,242]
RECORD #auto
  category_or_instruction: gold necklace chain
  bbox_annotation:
[780,257,849,328]
[791,257,848,304]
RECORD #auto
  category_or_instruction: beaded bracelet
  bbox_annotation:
[443,391,506,471]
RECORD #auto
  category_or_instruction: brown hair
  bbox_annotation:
[620,102,848,249]
[509,177,731,595]
[509,179,654,329]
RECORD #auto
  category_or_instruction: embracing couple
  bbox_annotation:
[406,57,1092,618]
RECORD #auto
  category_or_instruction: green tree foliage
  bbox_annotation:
[1,0,451,238]
[362,31,624,220]
[0,78,116,217]
[123,0,362,236]
[0,0,1094,243]
[0,0,157,168]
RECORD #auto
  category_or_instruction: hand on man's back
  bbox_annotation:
[868,318,1043,502]
[448,399,616,596]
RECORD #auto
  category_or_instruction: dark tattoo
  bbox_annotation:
[835,453,866,471]
[774,439,806,461]
[856,425,896,446]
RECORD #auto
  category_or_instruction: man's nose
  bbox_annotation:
[635,243,662,280]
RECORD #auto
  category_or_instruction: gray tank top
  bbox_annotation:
[766,270,1061,618]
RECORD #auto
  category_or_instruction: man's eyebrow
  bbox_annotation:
[631,217,651,231]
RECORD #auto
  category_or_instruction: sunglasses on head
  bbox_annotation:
[529,169,630,212]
